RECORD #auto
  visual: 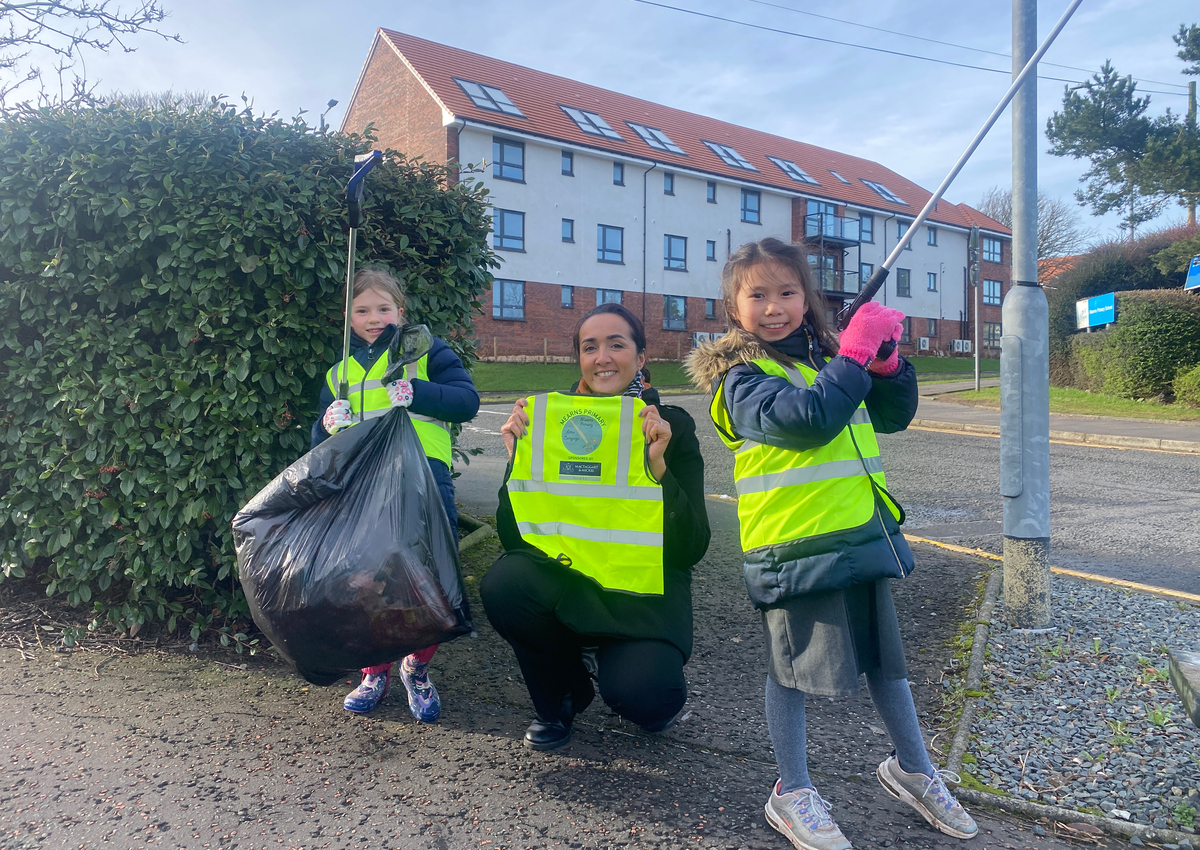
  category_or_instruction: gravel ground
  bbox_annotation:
[970,575,1200,833]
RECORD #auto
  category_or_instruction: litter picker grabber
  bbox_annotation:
[834,0,1084,360]
[338,149,384,401]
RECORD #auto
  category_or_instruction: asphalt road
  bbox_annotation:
[457,394,1200,596]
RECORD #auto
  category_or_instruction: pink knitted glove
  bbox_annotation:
[868,321,904,376]
[837,302,906,366]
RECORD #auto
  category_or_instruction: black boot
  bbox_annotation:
[523,687,592,751]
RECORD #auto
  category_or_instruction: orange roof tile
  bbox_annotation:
[371,29,1011,235]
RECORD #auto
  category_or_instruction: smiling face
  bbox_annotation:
[349,286,402,343]
[729,260,809,343]
[577,312,646,396]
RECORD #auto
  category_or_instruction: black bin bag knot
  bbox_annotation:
[232,404,472,686]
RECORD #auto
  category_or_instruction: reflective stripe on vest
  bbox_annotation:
[711,357,897,553]
[325,351,452,466]
[507,392,665,595]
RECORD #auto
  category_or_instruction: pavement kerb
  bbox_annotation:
[918,536,1200,846]
[909,418,1200,454]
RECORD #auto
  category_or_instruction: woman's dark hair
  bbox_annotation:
[572,302,647,360]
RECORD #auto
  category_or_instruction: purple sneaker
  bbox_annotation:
[399,658,441,722]
[343,668,391,714]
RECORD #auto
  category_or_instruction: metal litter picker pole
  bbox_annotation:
[338,150,384,401]
[836,0,1083,336]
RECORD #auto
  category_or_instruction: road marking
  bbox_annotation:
[700,497,1200,604]
[476,409,509,416]
[463,424,501,436]
[908,424,1199,455]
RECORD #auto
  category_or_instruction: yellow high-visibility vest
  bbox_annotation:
[324,352,452,467]
[507,392,665,595]
[711,357,899,554]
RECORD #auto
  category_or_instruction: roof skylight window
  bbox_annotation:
[627,122,685,155]
[703,141,757,171]
[560,105,623,140]
[862,179,907,205]
[453,77,525,117]
[828,169,851,184]
[767,156,819,185]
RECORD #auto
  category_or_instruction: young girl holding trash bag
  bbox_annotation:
[313,268,480,722]
[686,238,976,850]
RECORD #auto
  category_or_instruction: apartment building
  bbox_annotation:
[342,30,1012,361]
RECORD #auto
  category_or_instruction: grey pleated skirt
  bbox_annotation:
[762,578,908,697]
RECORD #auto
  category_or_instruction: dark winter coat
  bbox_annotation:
[685,325,918,607]
[494,387,710,658]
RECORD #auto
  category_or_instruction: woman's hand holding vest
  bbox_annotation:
[322,399,353,435]
[837,302,906,368]
[500,398,530,458]
[639,405,672,482]
[387,379,414,408]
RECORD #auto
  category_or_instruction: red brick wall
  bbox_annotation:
[344,41,451,164]
[976,239,1010,355]
[474,281,727,367]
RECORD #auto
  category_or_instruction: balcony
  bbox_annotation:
[814,268,861,295]
[804,212,860,247]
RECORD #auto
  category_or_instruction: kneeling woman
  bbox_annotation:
[482,303,710,750]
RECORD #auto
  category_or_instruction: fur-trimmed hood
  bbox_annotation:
[683,327,776,394]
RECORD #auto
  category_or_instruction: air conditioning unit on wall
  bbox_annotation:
[952,339,973,353]
[918,337,930,351]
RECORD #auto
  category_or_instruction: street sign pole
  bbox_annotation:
[1001,0,1052,630]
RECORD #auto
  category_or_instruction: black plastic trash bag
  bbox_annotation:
[232,325,472,685]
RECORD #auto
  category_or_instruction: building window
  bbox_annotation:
[454,77,525,117]
[627,122,685,154]
[983,279,1002,305]
[663,295,687,330]
[562,218,574,242]
[767,155,819,185]
[983,237,1002,263]
[561,285,574,309]
[806,200,838,237]
[927,318,938,337]
[897,221,912,248]
[492,137,524,182]
[492,279,525,320]
[706,240,717,261]
[706,298,717,319]
[596,289,623,305]
[560,105,623,139]
[896,268,911,297]
[613,161,624,186]
[859,262,874,294]
[664,234,687,271]
[703,140,757,171]
[493,209,525,251]
[741,189,761,224]
[862,178,907,204]
[927,226,938,246]
[664,172,675,195]
[706,181,716,203]
[927,272,938,292]
[984,321,1002,347]
[900,317,911,344]
[859,213,874,243]
[597,224,624,264]
[561,150,574,176]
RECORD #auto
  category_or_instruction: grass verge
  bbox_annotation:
[938,386,1200,422]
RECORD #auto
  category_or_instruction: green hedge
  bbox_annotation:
[1066,290,1200,399]
[1175,362,1200,408]
[0,101,496,639]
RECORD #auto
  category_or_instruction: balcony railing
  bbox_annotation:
[813,268,861,294]
[804,212,860,244]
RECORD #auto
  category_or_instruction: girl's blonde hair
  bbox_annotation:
[720,237,838,353]
[352,267,407,311]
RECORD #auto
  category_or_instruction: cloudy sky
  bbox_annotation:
[38,0,1200,242]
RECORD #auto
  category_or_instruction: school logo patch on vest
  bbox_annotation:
[561,412,603,455]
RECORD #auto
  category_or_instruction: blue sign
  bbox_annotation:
[1186,254,1200,292]
[1075,291,1116,329]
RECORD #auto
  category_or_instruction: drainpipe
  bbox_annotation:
[641,162,658,328]
[881,212,897,305]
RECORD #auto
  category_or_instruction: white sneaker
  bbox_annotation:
[764,780,852,850]
[877,755,978,839]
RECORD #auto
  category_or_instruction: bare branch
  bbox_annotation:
[978,186,1095,259]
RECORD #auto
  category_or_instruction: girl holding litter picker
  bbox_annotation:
[313,267,480,722]
[686,238,976,850]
